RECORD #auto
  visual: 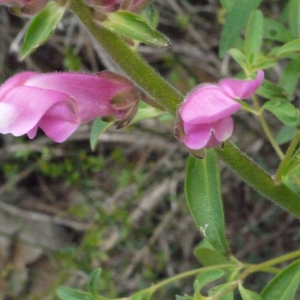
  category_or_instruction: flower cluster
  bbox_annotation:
[0,71,139,142]
[176,71,264,150]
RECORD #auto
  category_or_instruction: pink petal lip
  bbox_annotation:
[180,84,241,124]
[219,70,264,99]
[0,86,77,137]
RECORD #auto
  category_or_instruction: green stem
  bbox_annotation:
[216,141,300,218]
[240,250,300,280]
[274,130,300,184]
[126,264,235,298]
[70,0,300,218]
[70,0,182,115]
[252,95,284,159]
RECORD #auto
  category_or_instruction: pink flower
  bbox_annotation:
[0,71,137,142]
[177,71,264,150]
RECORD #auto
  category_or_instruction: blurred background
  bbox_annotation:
[0,0,299,299]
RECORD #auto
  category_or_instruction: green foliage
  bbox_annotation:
[239,284,262,300]
[281,147,300,193]
[20,1,66,59]
[219,0,262,57]
[262,100,298,126]
[193,240,229,267]
[185,150,230,258]
[102,10,169,47]
[261,259,300,300]
[245,10,263,64]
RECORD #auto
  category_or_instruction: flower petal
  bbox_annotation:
[0,86,76,136]
[183,122,212,150]
[219,70,264,99]
[180,84,241,124]
[0,72,38,99]
[25,73,131,122]
[211,116,234,143]
[38,101,79,142]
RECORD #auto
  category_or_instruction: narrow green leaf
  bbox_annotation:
[185,150,230,257]
[220,0,234,11]
[88,268,102,297]
[194,239,229,267]
[276,125,298,145]
[209,283,234,299]
[245,10,264,62]
[56,286,93,300]
[90,119,113,151]
[219,0,262,57]
[176,295,193,300]
[282,147,300,193]
[275,39,300,57]
[194,269,224,295]
[252,58,277,71]
[288,0,300,38]
[279,56,300,95]
[262,100,297,126]
[239,284,262,300]
[261,259,300,300]
[130,291,153,300]
[228,48,248,72]
[102,10,169,47]
[257,80,291,101]
[263,18,294,42]
[20,1,66,59]
[131,106,166,123]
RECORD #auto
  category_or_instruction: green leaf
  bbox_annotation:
[262,100,297,126]
[20,1,66,59]
[228,48,248,72]
[219,0,262,57]
[102,10,169,47]
[88,268,102,297]
[185,150,230,257]
[90,119,114,151]
[276,125,298,145]
[131,106,167,124]
[261,259,300,300]
[239,284,262,300]
[193,239,229,267]
[245,10,263,63]
[263,18,294,42]
[282,147,300,193]
[288,0,300,38]
[257,80,291,101]
[193,269,224,295]
[130,291,153,300]
[56,286,93,300]
[279,56,300,95]
[275,39,300,57]
[176,295,193,300]
[251,57,277,71]
[209,283,234,300]
[220,0,234,11]
[140,4,159,29]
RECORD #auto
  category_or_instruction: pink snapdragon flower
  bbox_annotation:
[177,71,264,150]
[0,71,137,142]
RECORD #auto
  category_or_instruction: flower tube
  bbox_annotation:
[0,71,138,142]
